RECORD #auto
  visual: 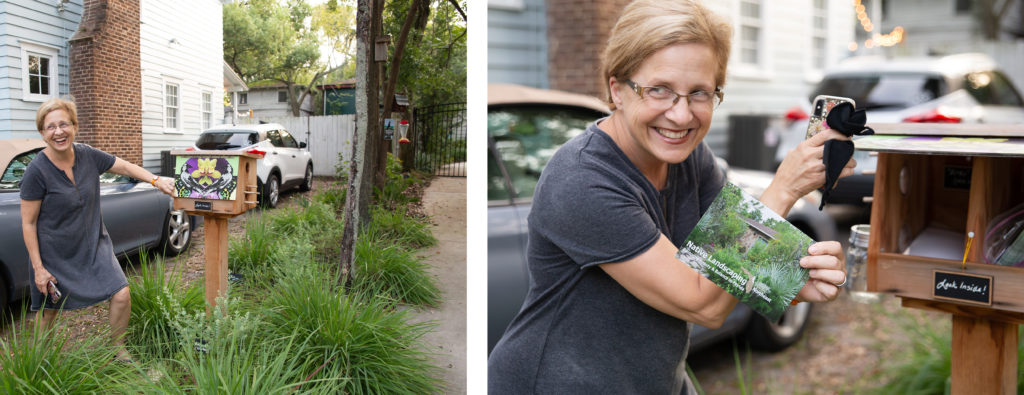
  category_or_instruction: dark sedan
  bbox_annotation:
[0,139,194,308]
[488,84,836,354]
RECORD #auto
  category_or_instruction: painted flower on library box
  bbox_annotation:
[174,156,238,200]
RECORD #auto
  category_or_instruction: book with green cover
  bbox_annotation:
[675,182,813,321]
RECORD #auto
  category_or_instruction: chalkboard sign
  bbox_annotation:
[933,270,992,306]
[194,201,212,211]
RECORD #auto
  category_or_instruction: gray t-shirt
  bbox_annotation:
[488,122,725,394]
[20,143,127,311]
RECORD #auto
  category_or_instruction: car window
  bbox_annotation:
[963,71,1024,107]
[196,132,258,149]
[279,130,299,148]
[267,130,285,147]
[488,148,512,202]
[99,172,133,184]
[488,105,601,200]
[0,149,40,190]
[811,73,946,110]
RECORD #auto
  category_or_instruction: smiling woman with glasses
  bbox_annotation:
[488,1,856,393]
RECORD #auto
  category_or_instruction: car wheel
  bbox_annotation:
[262,173,280,208]
[161,209,192,257]
[299,164,313,192]
[744,301,813,352]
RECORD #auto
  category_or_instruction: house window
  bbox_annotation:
[20,42,59,102]
[165,83,179,130]
[202,91,212,130]
[738,0,764,66]
[278,90,288,103]
[239,92,248,104]
[811,0,828,70]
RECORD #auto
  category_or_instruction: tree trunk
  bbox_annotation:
[339,0,381,288]
[375,0,423,189]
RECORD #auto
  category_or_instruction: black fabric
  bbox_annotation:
[819,102,874,209]
[488,121,724,394]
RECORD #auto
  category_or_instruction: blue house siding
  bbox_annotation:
[488,0,548,88]
[0,0,82,140]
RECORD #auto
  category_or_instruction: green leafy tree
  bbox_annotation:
[224,0,351,116]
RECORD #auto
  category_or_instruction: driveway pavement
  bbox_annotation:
[411,176,467,393]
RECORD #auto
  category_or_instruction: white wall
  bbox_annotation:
[0,0,83,139]
[701,0,856,156]
[139,0,223,172]
[242,114,356,177]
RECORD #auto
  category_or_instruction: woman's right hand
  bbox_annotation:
[34,266,56,294]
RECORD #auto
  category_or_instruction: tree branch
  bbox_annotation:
[447,0,466,22]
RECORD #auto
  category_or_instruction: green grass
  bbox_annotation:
[125,254,204,360]
[0,308,145,393]
[352,232,441,307]
[0,169,442,393]
[365,207,436,250]
[264,270,441,394]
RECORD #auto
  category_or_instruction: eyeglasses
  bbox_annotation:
[624,80,723,111]
[44,122,73,133]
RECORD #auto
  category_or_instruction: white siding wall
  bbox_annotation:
[488,0,548,88]
[237,86,315,119]
[139,0,223,172]
[701,0,855,156]
[0,0,83,139]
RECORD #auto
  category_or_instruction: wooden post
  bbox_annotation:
[951,316,1018,394]
[203,216,229,314]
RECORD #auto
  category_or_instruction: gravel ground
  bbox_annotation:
[689,205,951,394]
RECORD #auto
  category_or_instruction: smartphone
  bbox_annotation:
[805,95,856,139]
[47,280,62,303]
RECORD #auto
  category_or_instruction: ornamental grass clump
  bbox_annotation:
[352,232,441,307]
[263,271,441,395]
[0,309,144,393]
[229,215,278,275]
[156,299,334,394]
[125,253,204,361]
[365,207,436,250]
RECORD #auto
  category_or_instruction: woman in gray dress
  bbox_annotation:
[20,98,175,361]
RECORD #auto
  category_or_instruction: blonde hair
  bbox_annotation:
[36,97,79,132]
[600,0,733,110]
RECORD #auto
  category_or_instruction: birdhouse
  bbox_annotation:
[170,150,263,217]
[856,123,1024,394]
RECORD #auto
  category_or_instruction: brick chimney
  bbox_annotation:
[546,0,631,100]
[69,0,142,165]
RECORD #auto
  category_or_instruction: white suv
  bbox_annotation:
[193,123,313,208]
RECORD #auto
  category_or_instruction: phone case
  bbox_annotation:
[805,95,856,139]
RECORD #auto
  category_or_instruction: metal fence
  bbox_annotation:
[412,102,467,177]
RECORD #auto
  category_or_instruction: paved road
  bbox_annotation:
[410,176,467,394]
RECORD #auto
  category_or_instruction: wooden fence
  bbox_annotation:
[243,115,356,176]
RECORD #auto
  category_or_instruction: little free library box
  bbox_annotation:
[170,149,263,313]
[855,123,1024,394]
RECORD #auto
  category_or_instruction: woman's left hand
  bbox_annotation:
[795,241,846,303]
[154,177,175,196]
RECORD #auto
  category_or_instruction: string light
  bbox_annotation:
[850,0,904,51]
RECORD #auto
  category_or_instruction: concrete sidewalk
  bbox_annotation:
[412,176,467,394]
